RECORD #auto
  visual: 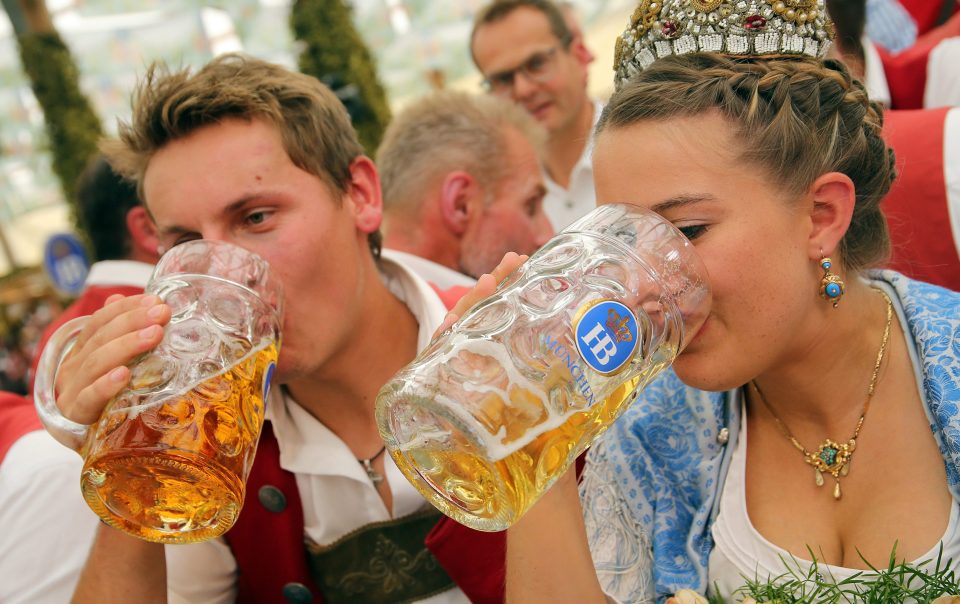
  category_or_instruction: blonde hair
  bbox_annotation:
[599,54,895,271]
[103,53,380,254]
[376,90,545,215]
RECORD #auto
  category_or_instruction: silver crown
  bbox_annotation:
[614,0,834,87]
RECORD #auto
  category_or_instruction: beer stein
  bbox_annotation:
[376,203,710,532]
[35,240,283,543]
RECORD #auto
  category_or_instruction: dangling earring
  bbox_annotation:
[818,253,844,308]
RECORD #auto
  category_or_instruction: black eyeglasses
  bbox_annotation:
[482,46,560,95]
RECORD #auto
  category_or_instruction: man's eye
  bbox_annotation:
[677,224,708,241]
[490,73,513,88]
[526,55,547,74]
[246,211,269,225]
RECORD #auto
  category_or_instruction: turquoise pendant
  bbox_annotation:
[819,445,839,466]
[805,439,854,500]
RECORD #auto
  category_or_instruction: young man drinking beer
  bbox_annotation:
[39,54,505,604]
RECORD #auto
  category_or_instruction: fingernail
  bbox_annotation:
[109,367,127,382]
[147,304,166,320]
[141,295,160,307]
[139,325,160,339]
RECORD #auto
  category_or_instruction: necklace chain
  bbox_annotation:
[751,289,894,500]
[358,445,387,485]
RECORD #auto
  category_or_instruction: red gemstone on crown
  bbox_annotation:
[744,15,767,29]
[661,21,678,37]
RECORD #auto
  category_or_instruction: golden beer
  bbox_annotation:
[388,342,675,532]
[80,341,278,543]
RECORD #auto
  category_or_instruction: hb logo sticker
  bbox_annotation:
[574,300,640,375]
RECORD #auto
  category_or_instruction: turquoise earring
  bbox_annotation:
[818,255,844,308]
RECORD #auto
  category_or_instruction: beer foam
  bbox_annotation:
[119,337,276,419]
[431,337,584,462]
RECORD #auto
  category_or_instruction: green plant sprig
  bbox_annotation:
[707,543,958,603]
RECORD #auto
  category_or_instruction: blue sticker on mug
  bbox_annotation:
[263,362,276,402]
[573,300,640,375]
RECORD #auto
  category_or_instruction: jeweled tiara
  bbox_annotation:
[614,0,834,87]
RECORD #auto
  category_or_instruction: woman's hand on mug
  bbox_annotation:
[436,252,528,335]
[54,294,171,425]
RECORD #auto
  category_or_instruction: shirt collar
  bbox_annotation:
[380,248,476,290]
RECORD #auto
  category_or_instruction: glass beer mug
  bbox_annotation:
[376,204,710,532]
[35,240,283,543]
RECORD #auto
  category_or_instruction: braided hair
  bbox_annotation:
[598,54,896,271]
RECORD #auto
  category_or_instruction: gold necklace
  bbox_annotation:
[751,290,893,501]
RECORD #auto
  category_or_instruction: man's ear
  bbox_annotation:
[570,36,595,66]
[345,156,384,235]
[439,171,481,236]
[125,206,161,262]
[806,171,856,260]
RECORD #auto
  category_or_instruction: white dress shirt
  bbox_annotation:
[542,99,604,231]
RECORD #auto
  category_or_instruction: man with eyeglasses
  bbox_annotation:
[471,0,601,230]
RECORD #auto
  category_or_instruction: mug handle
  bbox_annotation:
[33,316,93,452]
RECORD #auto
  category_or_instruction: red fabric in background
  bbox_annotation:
[879,10,960,109]
[0,392,40,463]
[881,107,960,290]
[898,0,959,35]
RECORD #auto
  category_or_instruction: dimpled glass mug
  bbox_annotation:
[376,203,711,532]
[35,240,283,543]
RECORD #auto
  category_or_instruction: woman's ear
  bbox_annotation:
[807,171,856,260]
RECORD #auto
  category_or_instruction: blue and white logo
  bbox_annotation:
[574,300,640,376]
[43,233,89,296]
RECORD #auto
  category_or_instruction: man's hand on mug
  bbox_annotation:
[436,252,528,336]
[54,294,170,426]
